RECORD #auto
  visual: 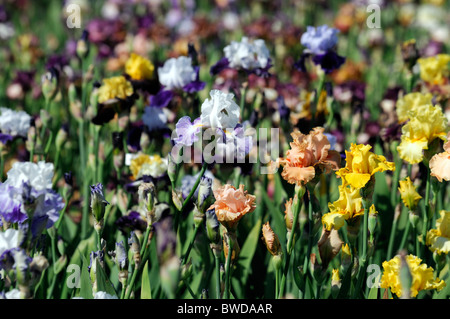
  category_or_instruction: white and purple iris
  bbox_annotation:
[0,107,31,144]
[0,161,64,239]
[210,37,272,77]
[150,56,205,108]
[295,25,345,74]
[172,89,253,164]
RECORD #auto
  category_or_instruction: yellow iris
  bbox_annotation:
[426,210,450,255]
[398,177,422,211]
[97,76,134,104]
[417,54,450,85]
[322,184,364,231]
[125,53,155,81]
[397,104,447,164]
[380,254,445,298]
[395,92,433,124]
[336,144,395,189]
[129,154,166,179]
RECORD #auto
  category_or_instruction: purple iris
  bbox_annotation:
[172,116,202,147]
[0,183,26,224]
[295,25,345,74]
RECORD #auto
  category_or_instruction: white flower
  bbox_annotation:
[0,229,19,256]
[94,291,118,299]
[157,56,196,90]
[201,90,240,129]
[4,289,21,299]
[224,37,270,70]
[5,161,54,191]
[0,107,31,138]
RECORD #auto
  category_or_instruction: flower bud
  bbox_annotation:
[77,30,90,59]
[262,222,282,257]
[55,124,68,151]
[223,231,240,264]
[90,183,109,224]
[317,227,343,270]
[41,67,59,101]
[140,131,151,151]
[128,231,141,267]
[167,153,178,185]
[172,189,183,211]
[331,268,341,297]
[205,209,221,245]
[340,243,352,274]
[368,204,378,236]
[138,182,156,224]
[197,176,213,213]
[408,211,420,229]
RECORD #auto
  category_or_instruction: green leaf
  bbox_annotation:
[95,259,118,297]
[368,285,379,299]
[231,218,263,297]
[79,253,93,299]
[337,264,353,299]
[141,261,152,299]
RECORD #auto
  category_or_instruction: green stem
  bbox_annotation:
[311,73,325,128]
[386,217,398,260]
[223,233,233,299]
[181,223,201,265]
[399,219,411,251]
[279,186,305,298]
[214,251,221,299]
[180,162,208,212]
[420,168,431,257]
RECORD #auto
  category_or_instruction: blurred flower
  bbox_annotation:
[97,76,134,104]
[397,104,447,164]
[211,37,272,77]
[94,291,118,299]
[295,25,345,74]
[129,153,167,180]
[430,132,450,182]
[172,116,202,147]
[125,53,154,81]
[398,177,422,211]
[0,107,31,139]
[0,229,19,261]
[180,170,215,200]
[380,254,445,298]
[395,92,433,124]
[301,25,339,55]
[157,56,197,91]
[201,90,240,130]
[336,143,395,189]
[5,161,54,191]
[277,127,341,186]
[142,106,168,132]
[209,184,256,230]
[417,54,450,85]
[426,210,450,255]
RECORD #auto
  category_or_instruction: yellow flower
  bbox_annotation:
[426,210,450,255]
[417,54,450,85]
[398,177,422,211]
[397,104,448,164]
[380,254,445,298]
[129,153,167,179]
[336,143,395,189]
[395,92,433,123]
[125,53,155,81]
[322,184,363,231]
[331,269,340,285]
[97,76,134,104]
